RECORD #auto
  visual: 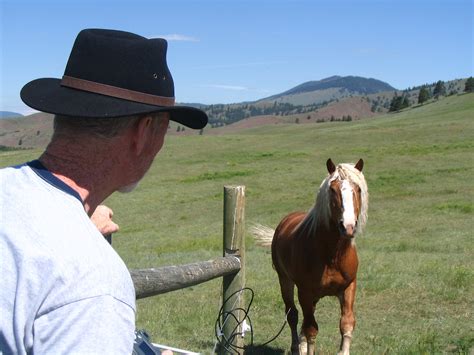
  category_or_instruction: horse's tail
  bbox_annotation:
[250,223,275,248]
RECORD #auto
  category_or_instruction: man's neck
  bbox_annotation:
[39,140,121,215]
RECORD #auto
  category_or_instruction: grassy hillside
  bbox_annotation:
[0,78,467,147]
[1,93,473,354]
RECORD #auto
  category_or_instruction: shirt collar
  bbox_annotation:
[26,160,83,204]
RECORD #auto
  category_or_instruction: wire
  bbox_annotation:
[214,287,288,354]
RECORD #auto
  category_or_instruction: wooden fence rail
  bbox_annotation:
[129,185,246,354]
[131,256,241,299]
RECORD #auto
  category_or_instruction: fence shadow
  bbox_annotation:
[244,344,286,354]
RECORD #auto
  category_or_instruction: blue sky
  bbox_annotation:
[1,0,472,115]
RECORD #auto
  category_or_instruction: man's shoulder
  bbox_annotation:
[1,163,136,312]
[0,162,28,185]
[1,162,72,205]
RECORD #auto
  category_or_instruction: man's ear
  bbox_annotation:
[132,116,153,155]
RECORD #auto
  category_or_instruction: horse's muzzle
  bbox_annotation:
[345,224,355,238]
[339,222,355,238]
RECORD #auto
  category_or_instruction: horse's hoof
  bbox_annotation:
[298,343,308,355]
[290,344,299,355]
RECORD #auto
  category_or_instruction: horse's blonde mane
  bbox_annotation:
[297,163,369,235]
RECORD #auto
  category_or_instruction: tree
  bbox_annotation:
[465,77,474,93]
[389,95,402,112]
[418,86,430,104]
[389,93,411,112]
[402,96,410,109]
[433,80,446,98]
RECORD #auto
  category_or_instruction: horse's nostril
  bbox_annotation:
[338,221,346,233]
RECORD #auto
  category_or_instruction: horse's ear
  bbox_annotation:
[326,159,336,174]
[355,159,364,172]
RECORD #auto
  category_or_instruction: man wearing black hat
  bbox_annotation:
[0,29,207,354]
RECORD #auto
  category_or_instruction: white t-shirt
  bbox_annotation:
[0,161,136,354]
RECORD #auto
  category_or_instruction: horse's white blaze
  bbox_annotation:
[341,180,356,227]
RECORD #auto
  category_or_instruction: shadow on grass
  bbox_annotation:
[244,344,286,354]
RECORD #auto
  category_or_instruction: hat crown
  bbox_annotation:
[64,29,174,98]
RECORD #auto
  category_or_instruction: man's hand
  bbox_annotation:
[91,205,119,235]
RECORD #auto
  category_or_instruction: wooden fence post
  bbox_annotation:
[221,185,246,354]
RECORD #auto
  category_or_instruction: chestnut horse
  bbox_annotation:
[252,159,368,355]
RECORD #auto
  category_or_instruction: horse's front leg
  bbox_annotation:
[277,275,299,354]
[337,280,356,355]
[298,289,318,355]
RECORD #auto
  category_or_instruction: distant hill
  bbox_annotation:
[198,77,467,127]
[0,111,23,119]
[263,75,395,101]
[0,112,54,149]
[251,75,396,107]
[197,75,398,125]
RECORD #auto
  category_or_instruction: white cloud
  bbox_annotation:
[202,84,248,91]
[192,60,287,70]
[150,34,199,42]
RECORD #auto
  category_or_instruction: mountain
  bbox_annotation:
[258,75,396,106]
[0,111,24,119]
[276,75,395,96]
[199,75,398,125]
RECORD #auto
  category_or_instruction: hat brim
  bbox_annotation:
[21,78,208,129]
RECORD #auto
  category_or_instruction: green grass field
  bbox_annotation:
[1,93,473,354]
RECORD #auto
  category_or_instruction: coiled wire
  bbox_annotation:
[214,287,289,354]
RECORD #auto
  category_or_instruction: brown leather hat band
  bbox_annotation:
[61,75,175,107]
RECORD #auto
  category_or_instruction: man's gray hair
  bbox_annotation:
[53,113,167,139]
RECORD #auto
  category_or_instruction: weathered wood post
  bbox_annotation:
[221,185,246,354]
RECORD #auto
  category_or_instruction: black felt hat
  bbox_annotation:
[20,29,207,129]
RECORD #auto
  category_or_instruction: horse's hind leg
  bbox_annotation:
[337,280,357,355]
[278,275,299,355]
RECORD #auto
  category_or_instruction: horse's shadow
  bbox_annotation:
[244,344,285,354]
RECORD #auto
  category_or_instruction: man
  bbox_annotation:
[0,29,207,354]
